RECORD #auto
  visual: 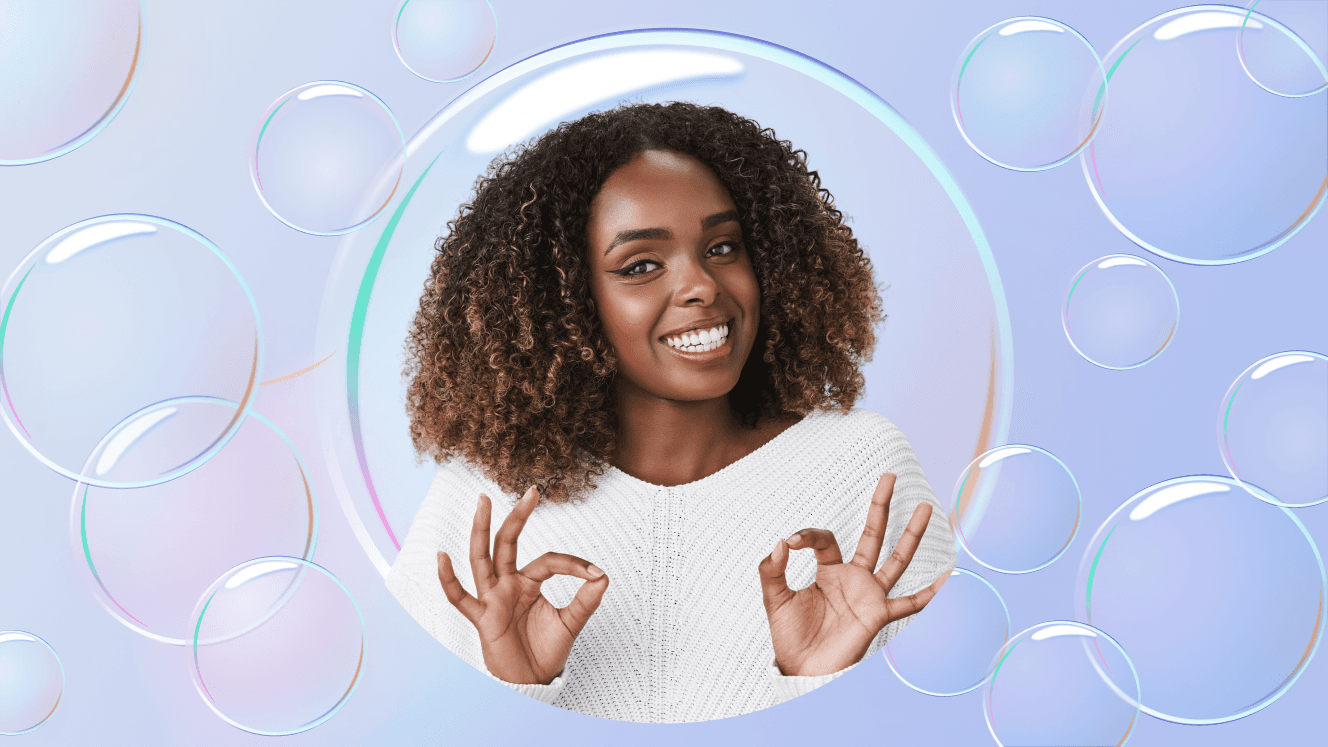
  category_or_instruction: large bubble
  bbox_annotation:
[250,81,406,236]
[392,0,496,83]
[0,632,63,735]
[1062,254,1178,370]
[1219,351,1328,508]
[951,16,1107,171]
[1082,5,1327,264]
[1076,475,1326,723]
[0,215,261,487]
[72,397,318,644]
[1239,0,1328,97]
[0,0,141,165]
[316,29,1013,576]
[190,558,365,736]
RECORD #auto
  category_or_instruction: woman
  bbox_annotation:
[387,101,956,723]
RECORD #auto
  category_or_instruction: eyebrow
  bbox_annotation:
[604,210,740,256]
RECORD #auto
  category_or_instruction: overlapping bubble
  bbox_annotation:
[951,445,1080,574]
[951,16,1106,171]
[883,567,1009,696]
[393,0,497,82]
[190,558,364,735]
[0,0,142,164]
[1076,475,1325,723]
[72,397,317,644]
[983,621,1139,747]
[0,215,261,487]
[1219,351,1328,508]
[250,81,406,235]
[1239,0,1328,97]
[0,631,63,735]
[1063,254,1178,370]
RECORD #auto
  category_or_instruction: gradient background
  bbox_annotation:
[2,1,1326,745]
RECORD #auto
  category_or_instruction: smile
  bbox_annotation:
[661,321,732,360]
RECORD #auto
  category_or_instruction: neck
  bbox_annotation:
[609,384,749,487]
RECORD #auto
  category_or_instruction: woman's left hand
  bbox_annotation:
[757,472,950,677]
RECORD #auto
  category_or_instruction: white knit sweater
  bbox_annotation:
[387,406,956,723]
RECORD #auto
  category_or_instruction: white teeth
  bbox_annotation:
[664,322,730,351]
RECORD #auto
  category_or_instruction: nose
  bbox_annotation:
[672,254,721,306]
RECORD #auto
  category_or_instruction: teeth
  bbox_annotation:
[666,323,729,351]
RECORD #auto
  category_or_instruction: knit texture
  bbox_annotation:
[387,406,956,723]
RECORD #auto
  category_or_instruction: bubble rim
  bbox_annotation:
[0,630,65,735]
[950,15,1109,173]
[882,566,1010,697]
[1073,474,1327,724]
[1061,253,1180,370]
[1218,350,1328,508]
[248,80,407,236]
[0,213,264,488]
[188,556,366,736]
[391,0,498,84]
[1239,1,1328,98]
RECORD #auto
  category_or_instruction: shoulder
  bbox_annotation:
[795,407,914,459]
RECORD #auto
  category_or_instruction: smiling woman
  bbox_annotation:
[387,101,956,722]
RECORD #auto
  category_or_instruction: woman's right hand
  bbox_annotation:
[436,485,610,686]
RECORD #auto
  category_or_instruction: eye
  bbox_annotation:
[708,241,739,257]
[620,259,661,276]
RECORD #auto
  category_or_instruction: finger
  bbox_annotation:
[757,539,794,614]
[520,552,605,584]
[786,527,843,566]
[437,552,483,623]
[557,573,610,639]
[493,485,540,576]
[851,472,896,570]
[469,494,496,594]
[884,570,950,622]
[874,502,935,591]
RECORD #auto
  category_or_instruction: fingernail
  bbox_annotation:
[588,564,604,578]
[787,533,801,544]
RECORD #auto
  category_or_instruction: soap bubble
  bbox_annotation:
[317,29,1012,577]
[72,397,318,645]
[1239,1,1328,97]
[1076,475,1325,723]
[0,631,63,735]
[883,567,1009,696]
[190,558,365,736]
[1063,254,1178,370]
[951,16,1107,171]
[0,0,142,165]
[983,621,1139,747]
[393,0,497,83]
[951,445,1080,574]
[0,215,262,487]
[1219,351,1328,507]
[250,81,406,236]
[1083,5,1327,264]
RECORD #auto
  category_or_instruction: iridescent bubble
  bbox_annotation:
[250,81,406,236]
[1219,351,1328,507]
[1083,5,1327,264]
[0,631,63,735]
[1063,254,1178,370]
[0,215,262,488]
[951,445,1080,574]
[951,17,1107,171]
[393,0,497,83]
[883,567,1009,696]
[0,0,141,165]
[1239,0,1328,97]
[1076,475,1326,723]
[190,558,364,736]
[984,621,1139,747]
[72,397,317,645]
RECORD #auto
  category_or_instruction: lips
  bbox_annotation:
[658,317,732,343]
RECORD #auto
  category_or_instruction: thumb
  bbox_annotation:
[758,539,795,615]
[558,572,610,639]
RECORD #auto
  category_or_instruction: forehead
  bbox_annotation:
[589,150,735,232]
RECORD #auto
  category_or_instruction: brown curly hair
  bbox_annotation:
[404,101,886,505]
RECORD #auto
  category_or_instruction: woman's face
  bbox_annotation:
[585,149,760,405]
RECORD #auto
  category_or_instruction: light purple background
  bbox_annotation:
[2,1,1325,745]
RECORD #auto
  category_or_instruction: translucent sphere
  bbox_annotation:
[883,567,1009,696]
[983,621,1139,747]
[951,445,1080,574]
[0,215,261,487]
[72,398,318,644]
[1083,5,1327,264]
[1076,476,1325,723]
[1219,351,1328,507]
[190,558,365,735]
[250,81,406,236]
[1239,0,1328,97]
[1062,254,1178,370]
[0,631,63,735]
[393,0,496,83]
[0,0,141,165]
[317,29,1013,576]
[951,17,1106,171]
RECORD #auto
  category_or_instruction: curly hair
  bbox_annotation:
[404,101,886,505]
